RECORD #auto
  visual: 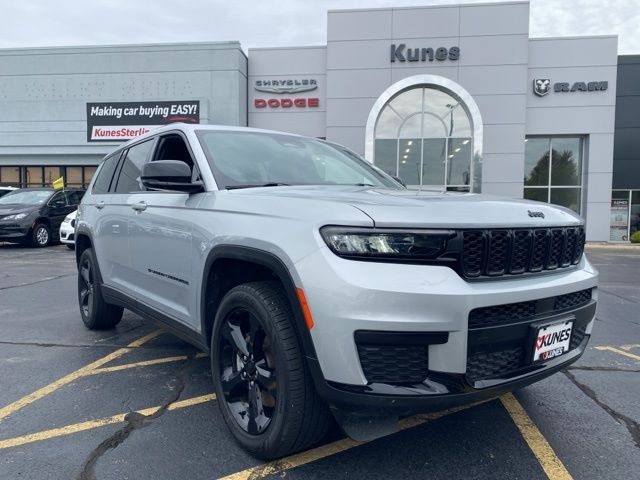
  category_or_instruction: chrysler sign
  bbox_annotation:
[86,100,200,142]
[254,79,318,94]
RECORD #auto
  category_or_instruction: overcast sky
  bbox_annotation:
[1,0,638,54]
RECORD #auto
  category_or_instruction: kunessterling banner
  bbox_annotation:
[86,100,200,142]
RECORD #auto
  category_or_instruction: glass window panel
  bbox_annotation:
[631,191,640,237]
[44,167,61,186]
[610,191,630,241]
[449,106,471,137]
[115,140,154,193]
[84,166,97,187]
[422,138,446,186]
[524,188,548,203]
[375,107,403,139]
[26,167,43,186]
[374,139,398,176]
[398,138,421,186]
[447,138,471,186]
[424,88,456,119]
[422,113,448,138]
[399,114,422,138]
[551,137,581,186]
[524,138,550,186]
[65,167,83,186]
[550,188,581,214]
[0,166,20,185]
[389,88,423,119]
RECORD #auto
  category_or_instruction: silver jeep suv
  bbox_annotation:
[76,124,598,459]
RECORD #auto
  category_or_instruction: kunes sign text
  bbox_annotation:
[390,44,460,63]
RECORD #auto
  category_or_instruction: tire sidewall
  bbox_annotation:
[32,224,50,247]
[211,287,295,456]
[78,248,99,327]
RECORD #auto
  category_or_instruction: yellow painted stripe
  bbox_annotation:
[501,393,572,480]
[218,398,493,480]
[91,352,208,374]
[0,330,163,422]
[620,344,640,351]
[594,346,640,361]
[0,393,215,450]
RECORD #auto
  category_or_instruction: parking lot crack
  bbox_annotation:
[567,365,640,373]
[564,370,640,449]
[76,348,198,480]
[0,273,76,291]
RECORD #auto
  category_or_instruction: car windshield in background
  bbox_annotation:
[0,189,52,205]
[196,130,399,190]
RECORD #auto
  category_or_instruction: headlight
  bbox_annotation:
[4,213,29,221]
[320,226,454,260]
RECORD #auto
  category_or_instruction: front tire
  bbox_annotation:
[78,248,123,330]
[31,223,51,247]
[211,281,331,459]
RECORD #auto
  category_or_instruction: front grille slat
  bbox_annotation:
[356,344,429,384]
[461,226,585,279]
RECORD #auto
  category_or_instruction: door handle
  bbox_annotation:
[131,201,147,212]
[95,201,105,210]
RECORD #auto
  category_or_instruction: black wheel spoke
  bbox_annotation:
[221,319,250,357]
[80,288,89,305]
[221,367,245,396]
[246,382,269,435]
[255,359,276,394]
[80,264,91,286]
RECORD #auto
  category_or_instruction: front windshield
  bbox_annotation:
[0,189,52,205]
[196,130,400,189]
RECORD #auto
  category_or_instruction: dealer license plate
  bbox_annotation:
[533,320,573,362]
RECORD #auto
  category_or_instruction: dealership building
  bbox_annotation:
[0,0,637,242]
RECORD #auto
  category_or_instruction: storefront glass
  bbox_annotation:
[374,86,473,190]
[610,190,640,241]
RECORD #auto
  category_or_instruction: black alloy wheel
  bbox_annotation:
[78,255,94,320]
[77,248,123,330]
[218,307,277,435]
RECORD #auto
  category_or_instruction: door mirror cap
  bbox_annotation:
[140,160,204,193]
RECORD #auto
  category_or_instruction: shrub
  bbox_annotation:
[630,231,640,243]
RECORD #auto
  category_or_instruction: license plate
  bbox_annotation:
[533,320,573,362]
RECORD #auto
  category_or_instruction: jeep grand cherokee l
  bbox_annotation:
[75,124,597,459]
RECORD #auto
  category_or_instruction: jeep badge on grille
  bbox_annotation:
[528,210,545,218]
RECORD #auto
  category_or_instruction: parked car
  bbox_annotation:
[0,186,18,198]
[75,124,598,459]
[59,210,77,249]
[0,188,85,247]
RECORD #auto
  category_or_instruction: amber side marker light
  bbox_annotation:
[296,288,314,329]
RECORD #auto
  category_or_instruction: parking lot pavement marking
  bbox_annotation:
[0,393,215,450]
[594,346,640,362]
[217,398,494,480]
[620,344,640,351]
[0,329,163,422]
[500,393,572,480]
[90,352,208,375]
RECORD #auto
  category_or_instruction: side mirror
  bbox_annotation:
[392,175,406,187]
[140,160,204,194]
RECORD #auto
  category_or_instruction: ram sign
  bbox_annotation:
[86,100,200,142]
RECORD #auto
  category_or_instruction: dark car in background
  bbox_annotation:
[0,188,85,247]
[0,186,18,198]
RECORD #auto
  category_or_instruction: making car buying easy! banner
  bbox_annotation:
[86,100,200,142]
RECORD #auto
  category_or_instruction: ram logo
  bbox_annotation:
[533,79,551,97]
[528,210,545,219]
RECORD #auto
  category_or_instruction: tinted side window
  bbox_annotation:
[92,154,120,194]
[114,140,155,193]
[49,191,67,206]
[65,191,84,205]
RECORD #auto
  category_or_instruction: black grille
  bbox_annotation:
[554,289,592,311]
[570,324,587,350]
[461,226,585,279]
[466,347,526,383]
[469,288,593,329]
[356,344,429,384]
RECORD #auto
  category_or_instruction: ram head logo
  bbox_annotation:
[533,79,551,97]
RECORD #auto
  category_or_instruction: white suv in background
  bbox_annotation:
[74,124,598,459]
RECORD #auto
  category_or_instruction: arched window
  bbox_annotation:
[373,86,474,191]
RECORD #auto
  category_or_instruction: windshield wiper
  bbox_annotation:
[225,182,291,190]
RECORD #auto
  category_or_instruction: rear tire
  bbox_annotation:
[211,281,331,459]
[31,223,51,247]
[78,248,123,330]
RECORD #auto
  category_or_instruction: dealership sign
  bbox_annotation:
[390,44,460,62]
[533,79,608,97]
[253,78,320,109]
[254,79,317,94]
[86,100,200,142]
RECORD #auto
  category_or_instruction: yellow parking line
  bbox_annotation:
[90,352,208,374]
[594,346,640,361]
[619,344,640,352]
[218,398,493,480]
[0,393,215,450]
[0,330,163,422]
[501,393,572,480]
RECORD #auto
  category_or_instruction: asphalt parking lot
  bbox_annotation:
[0,243,638,480]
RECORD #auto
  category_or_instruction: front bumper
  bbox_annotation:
[0,224,30,240]
[59,223,75,244]
[294,246,598,411]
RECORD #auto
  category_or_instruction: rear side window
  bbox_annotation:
[92,154,120,194]
[65,190,84,205]
[114,140,155,193]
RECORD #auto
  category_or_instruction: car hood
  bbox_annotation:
[226,186,583,228]
[0,204,38,216]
